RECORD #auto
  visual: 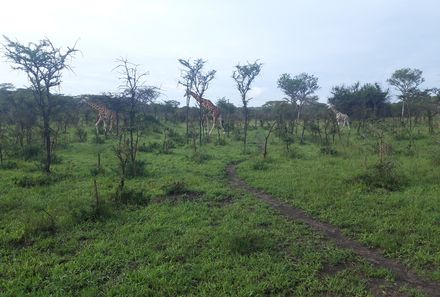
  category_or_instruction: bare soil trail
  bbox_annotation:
[227,165,440,297]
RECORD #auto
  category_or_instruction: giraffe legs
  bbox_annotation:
[208,114,216,136]
[95,116,103,134]
[217,115,225,133]
[108,118,113,132]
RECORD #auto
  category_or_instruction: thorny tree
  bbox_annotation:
[232,60,262,153]
[387,68,424,119]
[114,58,159,164]
[178,58,216,145]
[277,72,319,128]
[2,36,78,173]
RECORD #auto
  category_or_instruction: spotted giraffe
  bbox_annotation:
[329,105,350,128]
[187,90,224,135]
[80,97,116,134]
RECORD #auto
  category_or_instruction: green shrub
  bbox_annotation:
[92,134,105,144]
[0,161,17,170]
[126,160,147,178]
[115,188,150,206]
[215,137,227,146]
[75,126,88,142]
[354,159,407,191]
[20,145,42,161]
[251,158,270,170]
[138,142,161,153]
[320,145,338,156]
[286,148,302,159]
[190,151,211,163]
[71,202,113,223]
[163,181,189,196]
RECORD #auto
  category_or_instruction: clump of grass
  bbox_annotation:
[163,180,189,196]
[92,134,105,144]
[214,137,227,146]
[13,173,65,188]
[431,147,440,166]
[0,161,17,169]
[224,233,267,255]
[251,158,270,170]
[114,188,150,206]
[190,151,211,163]
[126,160,147,178]
[71,202,113,223]
[20,144,42,161]
[75,126,88,142]
[138,142,161,153]
[354,159,407,191]
[286,147,302,159]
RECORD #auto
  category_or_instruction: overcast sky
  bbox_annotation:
[1,0,439,107]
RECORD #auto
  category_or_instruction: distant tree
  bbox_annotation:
[178,58,216,145]
[217,97,236,137]
[387,68,424,118]
[328,82,389,121]
[162,100,180,122]
[2,36,78,173]
[232,60,262,153]
[115,58,159,163]
[10,88,38,146]
[277,73,319,122]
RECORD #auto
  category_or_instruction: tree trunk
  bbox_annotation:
[243,102,248,153]
[401,101,405,119]
[43,114,51,173]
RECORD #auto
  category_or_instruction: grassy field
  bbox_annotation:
[239,125,440,283]
[0,123,437,296]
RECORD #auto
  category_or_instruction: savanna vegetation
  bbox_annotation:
[1,37,440,296]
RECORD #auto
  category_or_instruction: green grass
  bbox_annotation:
[0,124,434,296]
[238,126,440,282]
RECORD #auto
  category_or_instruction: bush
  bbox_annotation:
[215,137,227,146]
[115,188,150,206]
[286,148,302,159]
[354,159,407,191]
[126,160,147,178]
[71,202,113,223]
[190,151,211,163]
[163,181,190,196]
[20,145,42,161]
[92,134,105,144]
[0,161,18,170]
[431,148,440,166]
[251,158,270,170]
[320,145,338,156]
[138,142,161,153]
[75,127,88,142]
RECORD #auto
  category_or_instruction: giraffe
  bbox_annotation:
[187,90,224,135]
[80,97,117,134]
[329,105,350,128]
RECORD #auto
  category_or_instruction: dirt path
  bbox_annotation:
[227,165,440,297]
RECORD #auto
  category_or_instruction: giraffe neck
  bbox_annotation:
[189,91,203,104]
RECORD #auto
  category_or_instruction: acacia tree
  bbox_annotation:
[178,58,216,145]
[2,36,78,173]
[277,73,319,125]
[387,68,424,118]
[115,58,159,163]
[232,60,262,153]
